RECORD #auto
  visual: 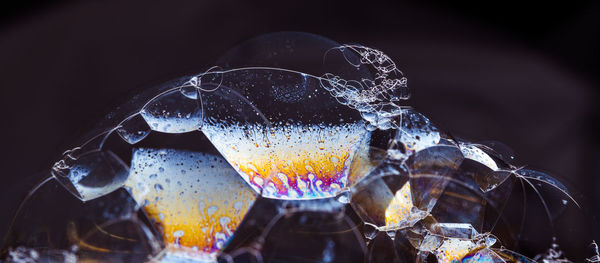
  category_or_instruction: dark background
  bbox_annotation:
[0,0,598,260]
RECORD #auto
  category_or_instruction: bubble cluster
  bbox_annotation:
[320,45,409,130]
[1,33,594,263]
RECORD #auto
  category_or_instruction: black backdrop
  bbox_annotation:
[0,0,598,260]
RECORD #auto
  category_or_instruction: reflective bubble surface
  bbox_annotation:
[1,32,596,262]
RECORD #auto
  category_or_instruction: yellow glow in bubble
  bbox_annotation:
[125,148,256,260]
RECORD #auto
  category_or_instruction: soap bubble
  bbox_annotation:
[1,32,595,263]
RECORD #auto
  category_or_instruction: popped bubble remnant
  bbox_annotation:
[2,32,593,263]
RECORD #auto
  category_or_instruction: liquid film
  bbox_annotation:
[125,148,256,260]
[202,122,369,199]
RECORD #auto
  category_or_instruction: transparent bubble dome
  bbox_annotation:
[1,32,596,263]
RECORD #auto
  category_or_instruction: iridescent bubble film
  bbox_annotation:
[0,32,596,263]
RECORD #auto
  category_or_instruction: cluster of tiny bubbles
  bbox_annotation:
[320,45,409,131]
